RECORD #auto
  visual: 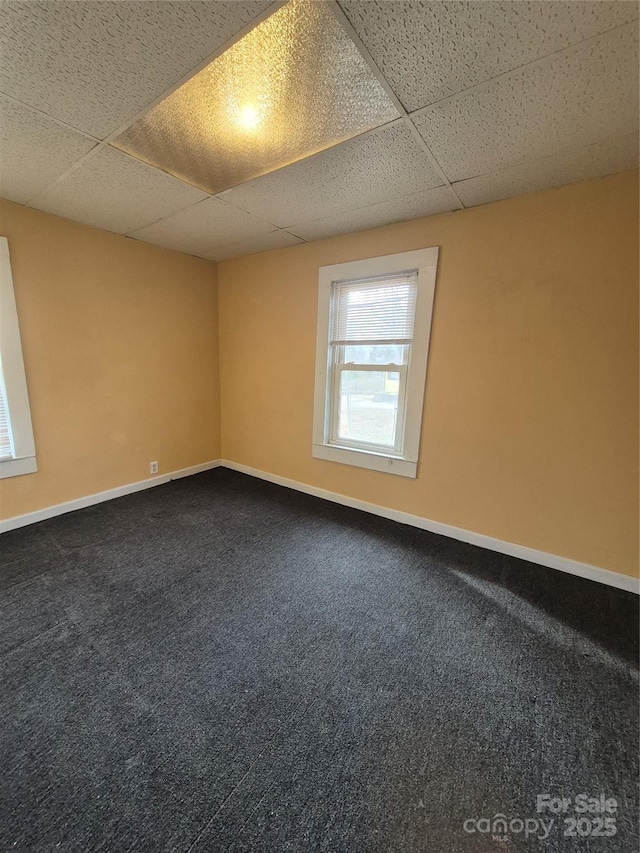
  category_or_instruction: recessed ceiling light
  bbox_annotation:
[236,103,262,132]
[111,0,399,195]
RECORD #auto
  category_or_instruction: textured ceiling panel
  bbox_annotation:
[31,147,208,235]
[128,197,276,258]
[0,95,96,205]
[453,135,639,208]
[112,0,399,196]
[340,0,639,111]
[288,185,458,241]
[412,24,639,182]
[212,230,304,262]
[0,0,272,138]
[219,123,443,228]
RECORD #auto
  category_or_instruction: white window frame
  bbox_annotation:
[0,237,37,479]
[312,247,438,479]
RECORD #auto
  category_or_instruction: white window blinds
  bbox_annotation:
[331,272,418,344]
[0,371,14,460]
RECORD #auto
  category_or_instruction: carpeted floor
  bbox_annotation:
[0,468,637,852]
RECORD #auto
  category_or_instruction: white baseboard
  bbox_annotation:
[0,460,221,534]
[2,456,637,594]
[221,460,640,595]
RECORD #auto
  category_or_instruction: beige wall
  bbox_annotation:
[0,200,220,520]
[2,173,637,578]
[218,171,639,578]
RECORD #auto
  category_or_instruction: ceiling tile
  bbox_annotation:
[211,230,304,262]
[0,95,96,205]
[31,147,208,234]
[412,23,639,182]
[288,185,458,241]
[340,0,639,111]
[220,123,444,227]
[0,1,272,138]
[112,0,399,195]
[453,135,639,208]
[128,197,276,258]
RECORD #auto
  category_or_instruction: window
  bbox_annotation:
[0,237,37,479]
[313,248,438,478]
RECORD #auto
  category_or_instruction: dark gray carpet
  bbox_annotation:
[0,468,637,853]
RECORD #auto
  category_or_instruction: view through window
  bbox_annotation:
[313,248,439,478]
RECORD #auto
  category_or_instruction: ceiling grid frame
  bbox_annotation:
[212,115,407,206]
[408,16,640,122]
[329,0,466,211]
[111,0,402,197]
[0,90,102,143]
[21,0,407,216]
[213,120,448,229]
[411,20,639,184]
[0,0,635,256]
[100,1,286,148]
[22,1,286,208]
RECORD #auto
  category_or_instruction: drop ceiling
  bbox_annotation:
[0,0,637,261]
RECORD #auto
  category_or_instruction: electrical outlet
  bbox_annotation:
[150,461,158,475]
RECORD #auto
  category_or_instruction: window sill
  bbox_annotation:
[312,443,417,478]
[0,456,37,479]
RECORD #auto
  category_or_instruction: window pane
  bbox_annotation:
[336,370,400,448]
[332,275,417,342]
[342,343,408,365]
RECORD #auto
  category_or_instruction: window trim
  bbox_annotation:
[312,247,438,479]
[0,237,37,479]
